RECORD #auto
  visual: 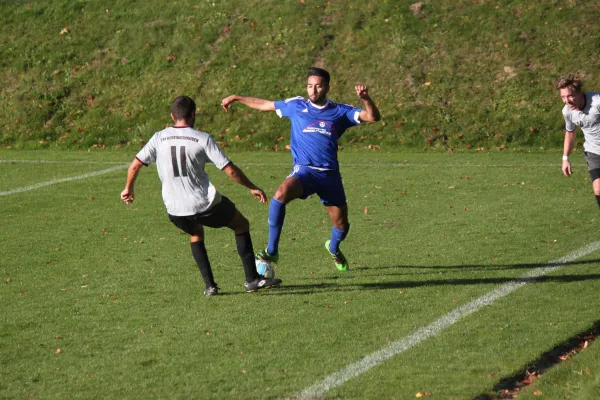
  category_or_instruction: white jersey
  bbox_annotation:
[562,92,600,155]
[136,126,231,216]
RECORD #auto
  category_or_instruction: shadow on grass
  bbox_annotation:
[472,320,600,400]
[264,273,600,296]
[357,258,600,273]
[356,273,600,290]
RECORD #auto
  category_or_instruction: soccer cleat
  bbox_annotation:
[256,248,279,264]
[244,276,282,293]
[325,240,349,271]
[203,285,219,297]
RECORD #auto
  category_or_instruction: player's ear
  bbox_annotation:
[170,113,176,122]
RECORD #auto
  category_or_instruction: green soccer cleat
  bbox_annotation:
[325,240,349,271]
[256,248,279,264]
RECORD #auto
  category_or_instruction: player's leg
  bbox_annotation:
[257,176,304,262]
[227,209,260,282]
[318,170,350,271]
[188,227,219,296]
[592,177,600,208]
[169,213,218,296]
[226,205,282,291]
[324,204,350,271]
[585,151,600,208]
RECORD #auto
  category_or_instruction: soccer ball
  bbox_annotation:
[255,259,275,278]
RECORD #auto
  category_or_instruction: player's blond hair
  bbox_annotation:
[555,76,583,93]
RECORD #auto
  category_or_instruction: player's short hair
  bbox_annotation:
[555,76,583,92]
[307,67,330,85]
[171,96,196,121]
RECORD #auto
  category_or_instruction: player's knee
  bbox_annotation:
[229,212,249,233]
[273,189,286,202]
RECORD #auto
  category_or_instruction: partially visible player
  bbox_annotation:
[221,67,381,271]
[557,76,600,209]
[121,95,282,296]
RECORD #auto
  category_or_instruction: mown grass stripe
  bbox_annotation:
[293,241,600,399]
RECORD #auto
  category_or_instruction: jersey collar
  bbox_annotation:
[308,99,332,109]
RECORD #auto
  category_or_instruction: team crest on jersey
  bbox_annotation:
[303,120,332,136]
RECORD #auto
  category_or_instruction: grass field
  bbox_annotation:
[1,149,599,399]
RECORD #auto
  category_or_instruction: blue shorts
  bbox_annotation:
[288,165,346,206]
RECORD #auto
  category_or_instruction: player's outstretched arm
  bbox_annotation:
[222,163,267,203]
[355,85,381,123]
[121,158,144,205]
[562,130,576,177]
[221,95,276,112]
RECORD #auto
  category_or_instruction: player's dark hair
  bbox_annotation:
[307,67,330,85]
[555,76,583,92]
[171,96,196,121]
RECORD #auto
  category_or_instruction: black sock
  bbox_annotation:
[596,195,600,209]
[190,241,216,288]
[235,231,259,283]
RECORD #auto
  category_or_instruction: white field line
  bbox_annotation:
[0,165,128,196]
[292,241,600,400]
[0,159,127,165]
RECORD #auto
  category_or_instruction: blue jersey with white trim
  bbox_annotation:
[274,97,361,170]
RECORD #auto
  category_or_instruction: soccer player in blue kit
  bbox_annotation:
[221,68,381,271]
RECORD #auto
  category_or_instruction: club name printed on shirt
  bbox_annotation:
[160,135,199,143]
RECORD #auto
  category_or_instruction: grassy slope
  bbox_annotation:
[1,0,599,150]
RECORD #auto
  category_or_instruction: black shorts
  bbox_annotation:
[584,152,600,181]
[168,195,237,234]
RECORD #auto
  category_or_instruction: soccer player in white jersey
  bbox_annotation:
[557,77,600,209]
[121,96,281,296]
[221,68,380,271]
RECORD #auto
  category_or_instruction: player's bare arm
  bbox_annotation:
[121,158,144,204]
[222,163,267,203]
[221,95,276,112]
[355,85,381,122]
[562,130,576,177]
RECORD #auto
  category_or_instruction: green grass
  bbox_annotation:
[1,0,600,150]
[2,149,600,399]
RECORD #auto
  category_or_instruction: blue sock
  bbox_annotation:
[329,225,350,254]
[267,198,286,255]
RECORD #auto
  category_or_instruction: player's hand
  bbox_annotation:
[251,188,267,204]
[355,85,370,100]
[221,95,237,112]
[562,160,572,177]
[121,188,134,205]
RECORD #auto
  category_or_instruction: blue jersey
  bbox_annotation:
[274,97,362,170]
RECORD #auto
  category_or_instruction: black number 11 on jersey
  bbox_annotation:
[170,146,188,177]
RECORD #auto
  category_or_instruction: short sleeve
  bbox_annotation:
[562,107,575,132]
[275,96,303,118]
[341,103,362,126]
[204,135,231,170]
[135,133,158,165]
